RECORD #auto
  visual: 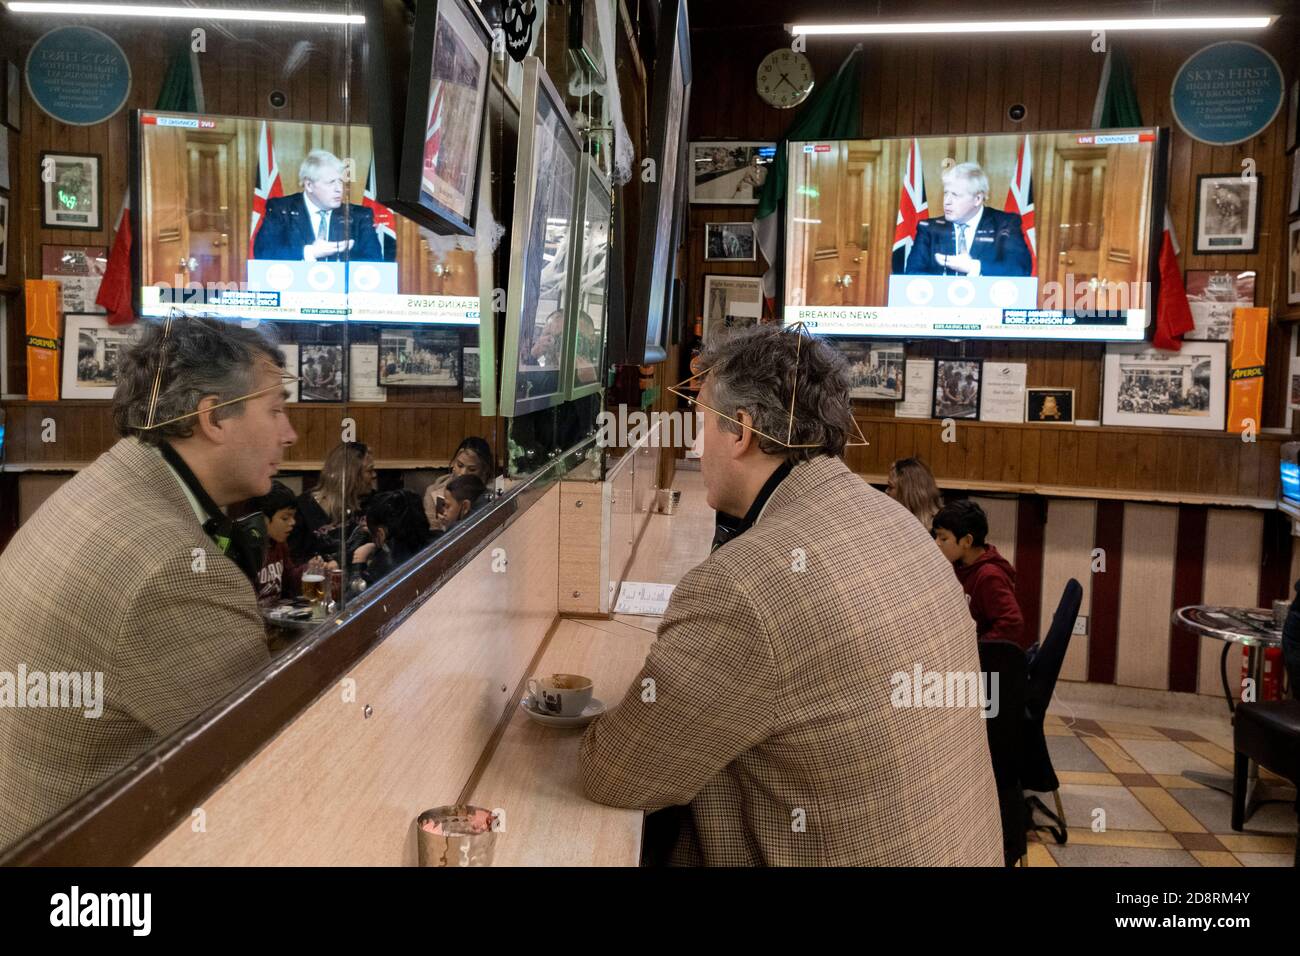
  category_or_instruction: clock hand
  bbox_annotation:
[775,72,797,92]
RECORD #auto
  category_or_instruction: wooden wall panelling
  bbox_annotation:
[1197,508,1261,698]
[1041,498,1096,682]
[1115,502,1179,689]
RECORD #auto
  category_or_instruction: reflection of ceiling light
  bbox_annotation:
[792,218,822,224]
[5,2,365,24]
[790,15,1275,36]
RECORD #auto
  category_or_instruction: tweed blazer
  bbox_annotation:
[579,453,1002,866]
[0,438,270,847]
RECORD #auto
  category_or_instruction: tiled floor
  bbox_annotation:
[1025,714,1296,867]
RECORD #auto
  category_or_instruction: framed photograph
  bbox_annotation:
[5,61,18,131]
[1026,388,1075,424]
[41,152,102,231]
[564,156,612,400]
[1193,174,1260,255]
[931,358,983,420]
[0,195,8,277]
[60,315,143,399]
[1102,342,1227,431]
[500,57,583,416]
[398,0,493,235]
[298,343,346,403]
[702,274,763,344]
[1289,78,1299,153]
[628,0,691,363]
[833,339,905,401]
[462,346,481,402]
[1289,220,1300,306]
[705,221,757,261]
[378,327,461,387]
[1184,270,1256,341]
[1291,148,1300,216]
[567,0,607,83]
[689,141,775,205]
[0,126,9,190]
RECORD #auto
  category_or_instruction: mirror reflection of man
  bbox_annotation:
[252,150,384,262]
[904,162,1032,277]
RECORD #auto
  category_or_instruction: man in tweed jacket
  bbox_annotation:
[580,326,1002,865]
[0,319,296,849]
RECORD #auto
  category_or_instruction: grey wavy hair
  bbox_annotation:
[300,148,343,187]
[943,161,989,199]
[697,324,855,462]
[113,318,286,445]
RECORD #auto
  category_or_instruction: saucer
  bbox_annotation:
[519,695,605,728]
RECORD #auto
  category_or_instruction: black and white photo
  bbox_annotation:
[702,274,763,343]
[1193,174,1260,255]
[60,315,142,399]
[833,339,905,401]
[379,328,461,387]
[1290,220,1300,306]
[298,343,346,402]
[1184,270,1255,341]
[705,221,757,261]
[462,346,481,402]
[932,358,982,420]
[689,141,774,205]
[1102,342,1227,430]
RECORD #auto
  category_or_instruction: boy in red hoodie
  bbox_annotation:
[932,499,1031,651]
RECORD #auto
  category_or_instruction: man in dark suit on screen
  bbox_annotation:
[903,162,1031,277]
[252,149,385,263]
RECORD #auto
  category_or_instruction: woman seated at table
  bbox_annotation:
[423,437,495,529]
[288,441,377,565]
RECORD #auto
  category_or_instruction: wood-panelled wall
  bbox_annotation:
[683,5,1299,451]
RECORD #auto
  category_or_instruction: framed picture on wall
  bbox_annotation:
[832,338,905,401]
[462,346,481,402]
[1289,220,1300,306]
[4,61,18,131]
[1026,388,1075,424]
[567,0,607,83]
[1192,174,1260,255]
[1289,78,1299,153]
[701,274,763,344]
[378,327,461,387]
[0,127,9,190]
[0,194,8,277]
[298,343,346,403]
[60,315,143,399]
[704,221,757,261]
[41,152,103,231]
[1101,342,1227,431]
[931,358,983,420]
[689,141,775,205]
[1184,270,1255,341]
[1290,149,1300,216]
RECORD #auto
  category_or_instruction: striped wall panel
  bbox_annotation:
[1039,500,1097,683]
[1111,505,1178,690]
[1197,510,1261,698]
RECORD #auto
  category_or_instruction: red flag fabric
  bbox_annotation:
[250,120,284,248]
[1004,134,1037,276]
[95,191,135,326]
[1153,210,1195,351]
[890,138,927,273]
[363,157,397,245]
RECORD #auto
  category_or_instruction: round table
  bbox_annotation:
[1172,604,1293,821]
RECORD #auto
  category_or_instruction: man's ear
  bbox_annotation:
[961,534,975,550]
[731,409,756,457]
[193,395,226,444]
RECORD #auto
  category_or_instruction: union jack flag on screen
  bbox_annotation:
[363,157,397,260]
[892,138,927,274]
[1005,134,1036,276]
[250,121,283,247]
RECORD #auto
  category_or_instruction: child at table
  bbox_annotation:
[932,499,1031,652]
[249,482,320,607]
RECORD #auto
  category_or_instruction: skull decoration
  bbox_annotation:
[503,0,536,63]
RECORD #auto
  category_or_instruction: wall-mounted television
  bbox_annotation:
[1280,442,1300,522]
[131,110,479,325]
[784,127,1168,342]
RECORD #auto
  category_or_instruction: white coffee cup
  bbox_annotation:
[527,673,593,717]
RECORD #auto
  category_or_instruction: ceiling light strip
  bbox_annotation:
[5,2,365,24]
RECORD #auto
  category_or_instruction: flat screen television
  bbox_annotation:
[131,109,479,325]
[1280,443,1300,522]
[783,127,1168,342]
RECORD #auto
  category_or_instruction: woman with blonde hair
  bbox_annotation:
[886,457,943,530]
[288,441,378,564]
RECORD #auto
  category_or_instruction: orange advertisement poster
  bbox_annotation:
[1227,306,1268,434]
[25,279,62,401]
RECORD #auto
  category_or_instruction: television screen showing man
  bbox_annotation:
[902,162,1032,277]
[252,150,384,263]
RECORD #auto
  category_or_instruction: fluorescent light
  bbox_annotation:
[790,16,1275,36]
[4,2,365,24]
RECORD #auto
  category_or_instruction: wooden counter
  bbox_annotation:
[466,617,656,867]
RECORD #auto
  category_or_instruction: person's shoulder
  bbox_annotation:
[264,194,299,214]
[348,203,376,223]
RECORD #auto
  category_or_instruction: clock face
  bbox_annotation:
[757,49,814,110]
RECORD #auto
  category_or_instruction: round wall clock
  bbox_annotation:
[756,49,814,110]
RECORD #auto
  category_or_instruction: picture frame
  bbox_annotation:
[702,274,763,344]
[832,338,905,401]
[689,141,775,205]
[298,343,347,403]
[1184,270,1256,341]
[5,61,18,132]
[1101,342,1227,431]
[1290,148,1300,217]
[397,0,494,235]
[60,314,143,399]
[1193,173,1260,255]
[567,0,607,83]
[499,57,582,416]
[563,155,612,401]
[0,194,8,277]
[1026,388,1075,424]
[1288,78,1299,154]
[1289,220,1300,306]
[41,152,103,231]
[377,327,461,387]
[704,221,757,261]
[628,0,692,364]
[462,345,481,402]
[0,126,9,190]
[932,358,983,420]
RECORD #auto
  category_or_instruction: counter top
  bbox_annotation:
[467,617,656,866]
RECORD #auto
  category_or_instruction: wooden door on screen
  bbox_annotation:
[1047,146,1106,302]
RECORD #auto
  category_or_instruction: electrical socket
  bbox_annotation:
[1072,615,1088,636]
